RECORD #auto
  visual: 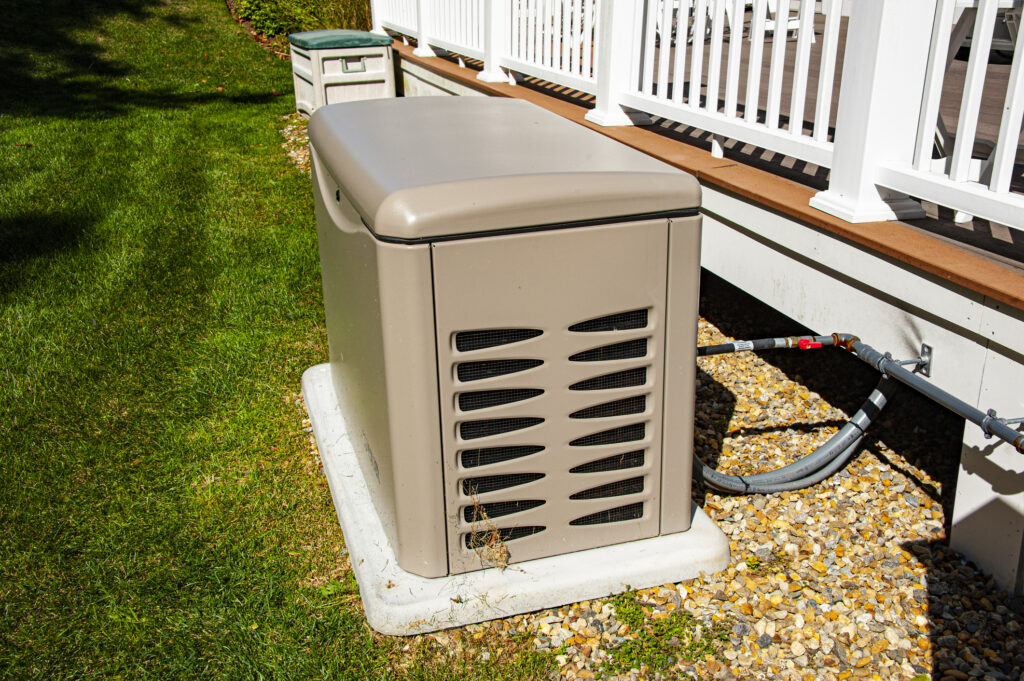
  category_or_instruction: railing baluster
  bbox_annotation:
[642,0,660,96]
[570,0,581,74]
[528,0,536,64]
[560,0,569,72]
[813,0,841,142]
[657,0,674,98]
[746,0,767,122]
[788,0,815,136]
[989,16,1024,194]
[765,0,788,129]
[671,0,689,105]
[724,0,744,117]
[582,0,593,79]
[950,0,998,182]
[706,0,726,112]
[517,0,525,60]
[690,0,708,107]
[545,0,554,68]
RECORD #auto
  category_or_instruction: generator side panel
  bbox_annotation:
[313,153,448,578]
[431,220,671,575]
[660,214,702,535]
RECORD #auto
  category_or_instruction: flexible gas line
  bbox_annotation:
[694,333,1023,494]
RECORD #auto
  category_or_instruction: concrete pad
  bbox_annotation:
[302,363,731,636]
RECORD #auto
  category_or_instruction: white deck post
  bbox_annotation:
[413,0,436,57]
[809,0,931,222]
[478,0,510,82]
[585,0,651,126]
[370,0,384,34]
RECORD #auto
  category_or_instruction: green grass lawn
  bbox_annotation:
[0,1,551,677]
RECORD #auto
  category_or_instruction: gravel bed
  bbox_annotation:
[287,115,1024,680]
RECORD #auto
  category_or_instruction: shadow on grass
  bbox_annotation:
[0,211,90,264]
[0,211,97,301]
[0,0,279,118]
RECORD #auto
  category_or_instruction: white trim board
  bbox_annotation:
[301,363,731,636]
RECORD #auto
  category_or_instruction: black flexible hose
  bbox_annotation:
[694,376,896,494]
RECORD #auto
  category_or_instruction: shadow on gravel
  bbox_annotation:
[0,0,278,119]
[902,537,1024,680]
[693,367,736,471]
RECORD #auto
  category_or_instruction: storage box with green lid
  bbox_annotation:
[288,29,396,115]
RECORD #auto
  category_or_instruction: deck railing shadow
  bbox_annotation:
[0,0,280,118]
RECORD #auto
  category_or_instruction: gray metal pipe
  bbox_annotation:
[834,334,1024,455]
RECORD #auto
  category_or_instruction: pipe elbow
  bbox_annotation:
[832,333,860,352]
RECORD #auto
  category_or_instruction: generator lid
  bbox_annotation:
[308,97,700,241]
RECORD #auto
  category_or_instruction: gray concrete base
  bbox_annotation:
[301,363,731,636]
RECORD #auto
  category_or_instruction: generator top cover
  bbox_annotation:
[308,97,701,241]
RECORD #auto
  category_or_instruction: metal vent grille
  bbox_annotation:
[462,473,544,495]
[436,232,669,573]
[570,476,645,500]
[569,367,647,391]
[460,417,544,440]
[465,525,545,549]
[569,338,649,362]
[570,423,645,447]
[464,499,545,522]
[569,309,649,333]
[458,388,543,412]
[570,502,644,526]
[570,396,646,419]
[457,359,543,382]
[461,446,543,468]
[456,328,542,352]
[570,450,645,474]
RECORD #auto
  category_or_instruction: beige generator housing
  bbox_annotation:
[288,30,396,116]
[309,97,703,578]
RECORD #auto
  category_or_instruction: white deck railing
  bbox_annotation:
[618,0,843,168]
[371,0,1024,230]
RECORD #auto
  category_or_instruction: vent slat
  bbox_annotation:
[464,525,545,549]
[460,417,544,441]
[569,338,648,362]
[570,396,646,419]
[569,309,648,333]
[569,502,644,526]
[570,476,644,500]
[570,450,645,474]
[455,328,542,352]
[459,388,543,412]
[462,473,545,496]
[457,359,542,382]
[569,367,647,391]
[461,446,544,468]
[463,499,545,522]
[569,423,645,447]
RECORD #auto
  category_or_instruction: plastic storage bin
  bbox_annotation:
[309,97,702,578]
[288,29,395,116]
